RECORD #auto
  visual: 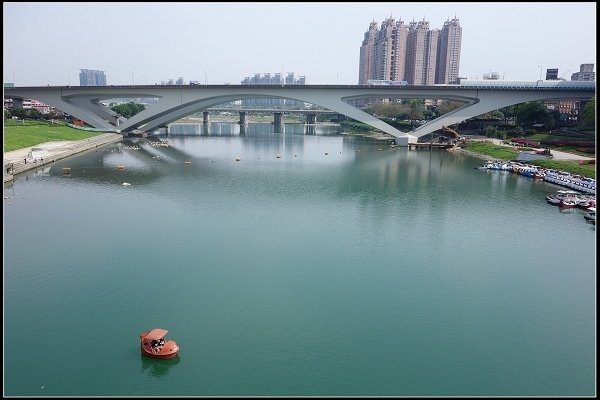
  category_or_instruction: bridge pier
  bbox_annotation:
[238,111,246,125]
[395,135,418,147]
[306,113,316,124]
[273,112,282,125]
[203,111,210,124]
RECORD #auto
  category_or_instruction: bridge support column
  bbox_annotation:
[238,111,246,125]
[306,113,316,124]
[203,111,210,124]
[394,135,418,147]
[273,112,282,125]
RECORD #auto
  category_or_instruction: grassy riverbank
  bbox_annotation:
[529,160,595,179]
[3,119,99,152]
[463,142,519,160]
[461,141,595,178]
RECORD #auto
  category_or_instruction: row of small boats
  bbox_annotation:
[478,161,596,195]
[545,190,596,209]
[544,190,596,225]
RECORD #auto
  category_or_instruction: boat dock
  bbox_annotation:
[408,143,455,150]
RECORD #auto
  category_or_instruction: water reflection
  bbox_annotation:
[168,122,340,136]
[140,354,181,378]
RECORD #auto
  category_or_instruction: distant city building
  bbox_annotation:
[546,68,559,80]
[240,72,307,107]
[79,69,106,86]
[571,63,595,81]
[159,78,183,85]
[4,98,53,113]
[483,72,500,80]
[358,21,379,84]
[359,16,462,86]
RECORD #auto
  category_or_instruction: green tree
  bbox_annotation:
[11,107,28,119]
[407,99,425,130]
[437,100,464,115]
[372,102,407,119]
[581,98,595,127]
[110,102,146,118]
[500,104,518,126]
[516,101,548,126]
[484,125,499,138]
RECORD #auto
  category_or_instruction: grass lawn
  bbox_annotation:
[463,142,519,160]
[4,119,99,152]
[530,160,595,179]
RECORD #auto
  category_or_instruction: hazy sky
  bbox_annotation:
[3,2,596,86]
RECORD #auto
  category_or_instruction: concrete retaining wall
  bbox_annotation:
[5,133,122,179]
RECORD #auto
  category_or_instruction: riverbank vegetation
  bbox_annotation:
[463,142,519,160]
[4,119,98,152]
[529,159,595,179]
[462,141,595,178]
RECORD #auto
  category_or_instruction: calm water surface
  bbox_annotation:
[4,123,596,396]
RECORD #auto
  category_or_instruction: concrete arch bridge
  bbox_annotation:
[5,82,594,146]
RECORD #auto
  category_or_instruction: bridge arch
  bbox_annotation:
[5,84,594,146]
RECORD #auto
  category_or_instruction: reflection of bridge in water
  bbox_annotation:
[168,121,337,136]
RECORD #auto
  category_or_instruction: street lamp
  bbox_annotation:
[12,69,20,86]
[67,66,76,86]
[132,66,136,86]
[537,65,542,81]
[204,65,208,86]
[281,65,285,87]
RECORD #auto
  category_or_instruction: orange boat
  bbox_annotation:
[140,328,180,359]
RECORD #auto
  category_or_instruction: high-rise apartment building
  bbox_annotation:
[358,21,379,84]
[435,18,462,84]
[79,69,106,86]
[358,17,462,85]
[373,17,397,81]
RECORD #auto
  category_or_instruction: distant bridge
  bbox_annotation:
[200,107,339,124]
[5,82,594,146]
[206,108,336,114]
